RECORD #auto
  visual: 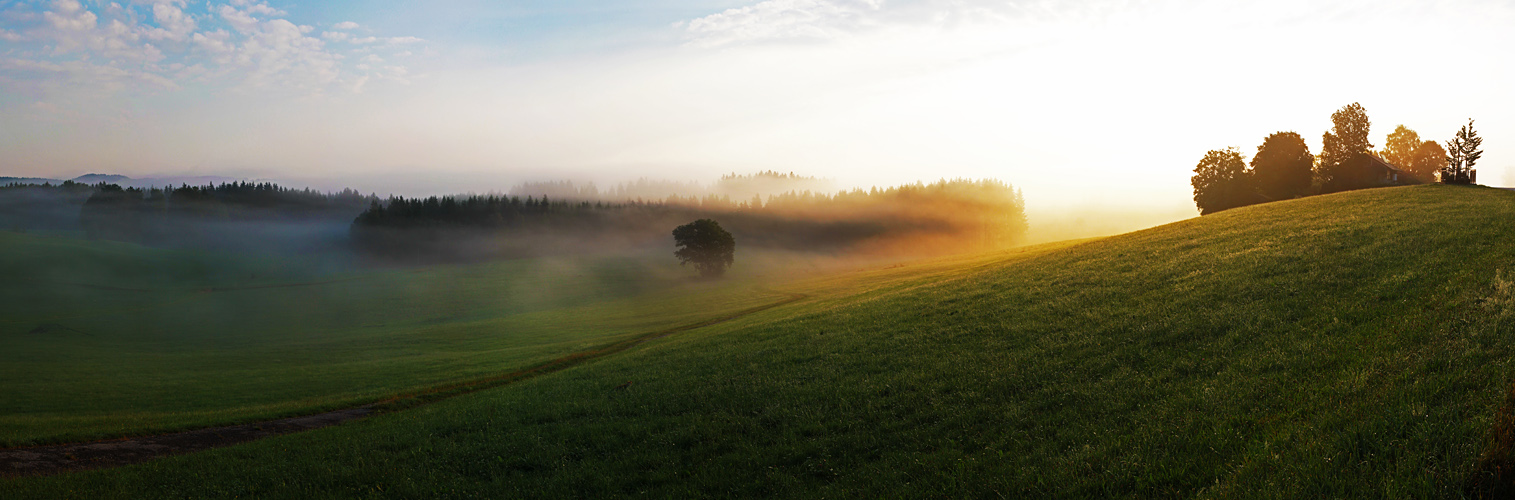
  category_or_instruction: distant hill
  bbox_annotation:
[70,174,244,188]
[119,176,244,188]
[70,173,131,184]
[4,173,247,188]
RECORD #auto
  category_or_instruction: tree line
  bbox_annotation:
[351,178,1027,263]
[2,175,1025,262]
[78,182,375,245]
[1192,103,1484,215]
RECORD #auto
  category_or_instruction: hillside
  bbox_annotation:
[7,184,1515,497]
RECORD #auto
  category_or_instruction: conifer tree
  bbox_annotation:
[1441,119,1483,184]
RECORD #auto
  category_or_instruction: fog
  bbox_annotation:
[0,171,1202,279]
[1023,205,1197,246]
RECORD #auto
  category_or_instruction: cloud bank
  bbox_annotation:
[0,0,423,96]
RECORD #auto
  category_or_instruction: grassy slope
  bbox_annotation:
[9,185,1515,497]
[0,234,812,446]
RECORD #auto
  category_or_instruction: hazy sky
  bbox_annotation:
[2,0,1512,210]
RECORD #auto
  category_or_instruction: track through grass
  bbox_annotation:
[0,234,813,446]
[0,291,809,476]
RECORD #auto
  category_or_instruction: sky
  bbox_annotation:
[2,0,1513,213]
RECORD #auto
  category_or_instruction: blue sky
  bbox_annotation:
[3,0,1514,212]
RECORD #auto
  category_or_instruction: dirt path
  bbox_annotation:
[0,291,808,478]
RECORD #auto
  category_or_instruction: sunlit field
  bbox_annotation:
[7,185,1515,497]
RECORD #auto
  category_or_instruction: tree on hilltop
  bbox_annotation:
[1379,125,1420,169]
[1191,148,1254,215]
[1250,132,1313,201]
[1441,119,1483,184]
[1318,102,1373,192]
[673,219,736,278]
[1409,140,1447,183]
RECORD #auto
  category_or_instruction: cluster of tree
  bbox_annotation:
[351,178,1026,263]
[78,182,376,251]
[1377,125,1449,183]
[1192,102,1483,215]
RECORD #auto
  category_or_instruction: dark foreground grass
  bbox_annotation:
[8,185,1515,497]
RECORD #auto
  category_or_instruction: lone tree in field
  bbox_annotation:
[1191,147,1253,215]
[1318,102,1373,192]
[1250,132,1313,201]
[1441,119,1483,184]
[673,219,736,278]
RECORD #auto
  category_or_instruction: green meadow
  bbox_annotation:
[0,235,816,446]
[7,184,1515,497]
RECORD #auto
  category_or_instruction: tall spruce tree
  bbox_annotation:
[1441,119,1484,184]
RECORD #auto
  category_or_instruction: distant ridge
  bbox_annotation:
[71,173,131,184]
[0,177,63,186]
[1,174,248,189]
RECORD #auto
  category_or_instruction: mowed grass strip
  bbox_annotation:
[9,184,1515,497]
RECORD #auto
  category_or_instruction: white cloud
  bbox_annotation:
[231,18,341,89]
[360,54,383,63]
[143,2,196,41]
[0,0,424,96]
[35,1,167,64]
[684,0,883,46]
[44,0,98,32]
[218,4,260,33]
[387,36,424,45]
[230,0,286,16]
[349,74,368,93]
[1,56,178,91]
[245,4,286,16]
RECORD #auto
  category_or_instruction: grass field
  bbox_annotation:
[7,184,1515,497]
[0,234,853,447]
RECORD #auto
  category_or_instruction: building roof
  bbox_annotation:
[1365,153,1408,173]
